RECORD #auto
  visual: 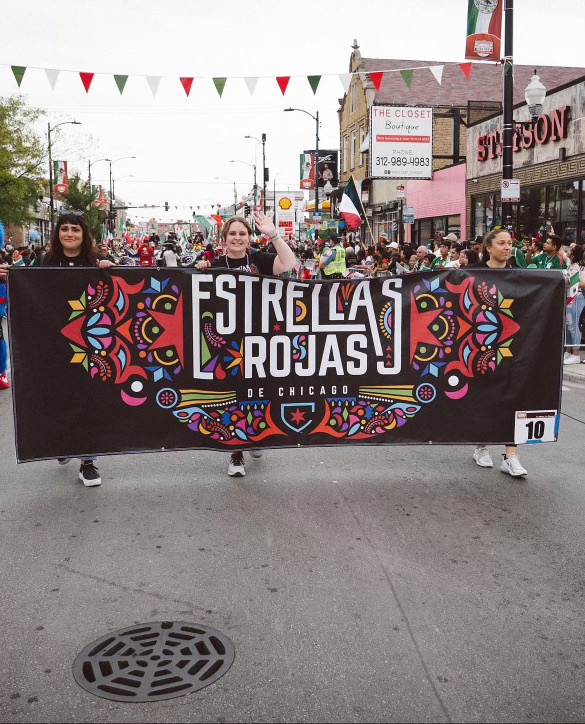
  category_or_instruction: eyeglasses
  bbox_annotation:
[59,209,85,218]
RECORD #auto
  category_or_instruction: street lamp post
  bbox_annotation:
[47,120,81,235]
[88,158,111,195]
[244,134,267,213]
[501,0,515,230]
[214,177,238,215]
[108,156,136,233]
[230,159,257,224]
[284,108,319,227]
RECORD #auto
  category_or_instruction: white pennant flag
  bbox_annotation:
[244,77,259,95]
[338,73,351,92]
[429,65,444,85]
[45,69,60,90]
[147,76,161,97]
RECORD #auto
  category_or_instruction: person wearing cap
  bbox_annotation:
[319,233,347,279]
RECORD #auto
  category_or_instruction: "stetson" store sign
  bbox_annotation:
[477,105,570,161]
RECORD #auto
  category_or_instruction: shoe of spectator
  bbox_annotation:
[473,445,493,468]
[57,458,71,465]
[79,462,102,487]
[563,352,571,360]
[0,373,10,390]
[249,449,263,459]
[564,354,581,365]
[228,452,245,477]
[500,454,527,477]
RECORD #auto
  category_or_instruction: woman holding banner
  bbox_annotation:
[196,210,296,477]
[41,210,115,486]
[471,228,528,478]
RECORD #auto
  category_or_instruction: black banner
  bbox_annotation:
[9,268,564,462]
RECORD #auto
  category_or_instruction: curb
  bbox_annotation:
[562,368,585,387]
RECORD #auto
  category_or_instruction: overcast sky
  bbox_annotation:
[1,0,584,222]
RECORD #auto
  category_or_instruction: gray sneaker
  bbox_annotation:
[249,449,263,459]
[473,445,493,468]
[500,454,527,477]
[228,452,245,477]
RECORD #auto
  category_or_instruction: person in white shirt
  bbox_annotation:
[162,243,180,267]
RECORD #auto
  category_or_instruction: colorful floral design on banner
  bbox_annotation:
[60,272,520,447]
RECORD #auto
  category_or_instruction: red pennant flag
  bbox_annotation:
[276,76,290,95]
[369,71,384,91]
[180,77,194,96]
[79,72,94,93]
[459,63,473,79]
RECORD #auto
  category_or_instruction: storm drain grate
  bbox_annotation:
[73,621,235,702]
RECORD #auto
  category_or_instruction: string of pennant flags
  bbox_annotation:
[3,62,477,97]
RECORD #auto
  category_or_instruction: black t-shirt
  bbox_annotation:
[210,252,277,275]
[39,252,103,267]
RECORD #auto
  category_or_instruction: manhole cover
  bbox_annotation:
[73,621,235,702]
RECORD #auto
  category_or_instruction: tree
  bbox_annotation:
[58,174,106,242]
[0,95,46,226]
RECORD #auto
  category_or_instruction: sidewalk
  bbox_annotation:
[562,355,585,386]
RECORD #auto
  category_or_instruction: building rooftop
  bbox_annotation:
[359,57,584,108]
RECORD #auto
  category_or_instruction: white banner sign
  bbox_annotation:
[369,106,433,180]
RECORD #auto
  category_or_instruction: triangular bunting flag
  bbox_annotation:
[45,69,60,90]
[459,63,473,79]
[276,76,290,95]
[338,73,351,92]
[147,76,161,96]
[244,77,259,95]
[114,75,128,94]
[429,65,444,85]
[400,69,414,88]
[79,72,94,93]
[213,77,227,97]
[369,71,384,91]
[180,77,194,96]
[11,66,26,87]
[307,75,321,94]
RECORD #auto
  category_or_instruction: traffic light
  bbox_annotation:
[244,203,250,216]
[164,201,169,212]
[264,167,269,182]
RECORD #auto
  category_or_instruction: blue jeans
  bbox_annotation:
[566,294,585,348]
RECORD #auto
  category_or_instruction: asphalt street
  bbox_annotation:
[1,348,585,723]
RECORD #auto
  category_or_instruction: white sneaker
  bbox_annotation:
[500,454,527,477]
[564,354,581,365]
[228,452,245,477]
[473,445,493,468]
[563,352,571,360]
[249,449,263,459]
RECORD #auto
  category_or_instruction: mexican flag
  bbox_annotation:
[339,176,364,232]
[567,270,580,306]
[465,0,502,62]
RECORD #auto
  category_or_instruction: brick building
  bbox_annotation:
[337,40,583,244]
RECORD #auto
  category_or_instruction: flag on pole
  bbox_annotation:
[339,176,365,231]
[465,0,502,62]
[566,270,580,306]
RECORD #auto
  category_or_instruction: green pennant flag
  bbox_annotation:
[400,69,414,88]
[213,77,227,97]
[11,66,26,87]
[307,75,321,94]
[114,75,128,94]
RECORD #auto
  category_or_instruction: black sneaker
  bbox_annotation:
[57,457,71,465]
[228,452,245,477]
[79,462,102,487]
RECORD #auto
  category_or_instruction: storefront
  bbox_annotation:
[467,75,585,243]
[406,163,467,244]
